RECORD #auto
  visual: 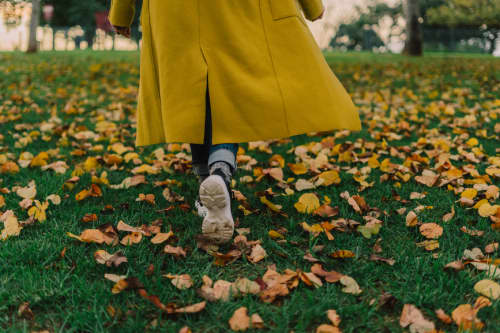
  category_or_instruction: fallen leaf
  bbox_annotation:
[406,211,418,227]
[451,304,484,330]
[316,325,341,333]
[435,308,452,324]
[164,274,193,290]
[249,244,267,263]
[164,245,186,257]
[327,309,341,326]
[295,193,320,214]
[419,223,443,239]
[330,250,355,259]
[339,275,362,295]
[151,231,174,244]
[399,304,435,333]
[311,264,343,283]
[229,307,250,331]
[473,279,500,300]
[94,250,127,267]
[120,232,143,246]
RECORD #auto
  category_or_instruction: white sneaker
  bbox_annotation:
[199,174,234,243]
[194,199,208,218]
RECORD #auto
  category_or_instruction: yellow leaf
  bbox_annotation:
[260,196,282,212]
[478,203,499,217]
[84,157,99,172]
[268,230,284,239]
[29,152,49,167]
[416,240,439,251]
[461,188,477,200]
[1,216,22,240]
[317,170,341,186]
[75,189,90,201]
[473,279,500,300]
[294,193,320,214]
[288,163,308,175]
[330,250,355,258]
[466,138,479,147]
[368,155,380,168]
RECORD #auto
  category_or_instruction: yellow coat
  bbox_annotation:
[109,0,361,146]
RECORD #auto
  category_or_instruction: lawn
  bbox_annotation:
[0,50,499,333]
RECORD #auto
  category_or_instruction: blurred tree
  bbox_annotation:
[427,0,500,53]
[329,2,396,51]
[403,0,423,56]
[40,0,142,49]
[330,0,495,54]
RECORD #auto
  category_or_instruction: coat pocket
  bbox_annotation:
[269,0,299,20]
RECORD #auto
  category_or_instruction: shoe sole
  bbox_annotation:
[199,175,234,244]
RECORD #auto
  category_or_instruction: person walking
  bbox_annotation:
[108,0,361,244]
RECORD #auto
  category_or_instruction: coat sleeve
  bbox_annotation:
[298,0,324,21]
[108,0,136,27]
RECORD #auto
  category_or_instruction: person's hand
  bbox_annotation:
[113,25,131,38]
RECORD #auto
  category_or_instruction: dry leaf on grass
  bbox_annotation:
[294,193,320,214]
[164,245,187,257]
[451,304,484,330]
[229,307,250,331]
[164,274,193,290]
[399,304,435,333]
[151,231,174,244]
[473,279,500,300]
[120,232,143,245]
[94,250,127,267]
[435,309,452,324]
[327,309,341,326]
[419,223,443,239]
[339,276,362,295]
[248,244,267,263]
[316,325,341,333]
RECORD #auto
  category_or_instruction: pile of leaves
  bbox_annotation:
[0,51,499,332]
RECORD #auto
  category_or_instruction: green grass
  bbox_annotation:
[0,50,499,332]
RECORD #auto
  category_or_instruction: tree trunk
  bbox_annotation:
[403,0,423,56]
[27,0,41,53]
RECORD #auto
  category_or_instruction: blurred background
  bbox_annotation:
[0,0,499,56]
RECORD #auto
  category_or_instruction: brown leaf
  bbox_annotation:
[120,232,143,246]
[174,301,206,314]
[400,304,435,333]
[81,213,98,223]
[406,211,418,227]
[94,250,127,267]
[229,307,250,331]
[164,274,193,290]
[442,206,455,222]
[435,309,452,324]
[311,264,344,283]
[151,231,174,244]
[251,313,265,329]
[164,245,187,257]
[451,304,484,330]
[327,309,341,326]
[339,276,362,295]
[419,223,443,239]
[485,242,499,254]
[248,244,267,263]
[415,170,439,187]
[369,254,395,266]
[316,325,341,333]
[460,226,484,237]
[298,271,323,288]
